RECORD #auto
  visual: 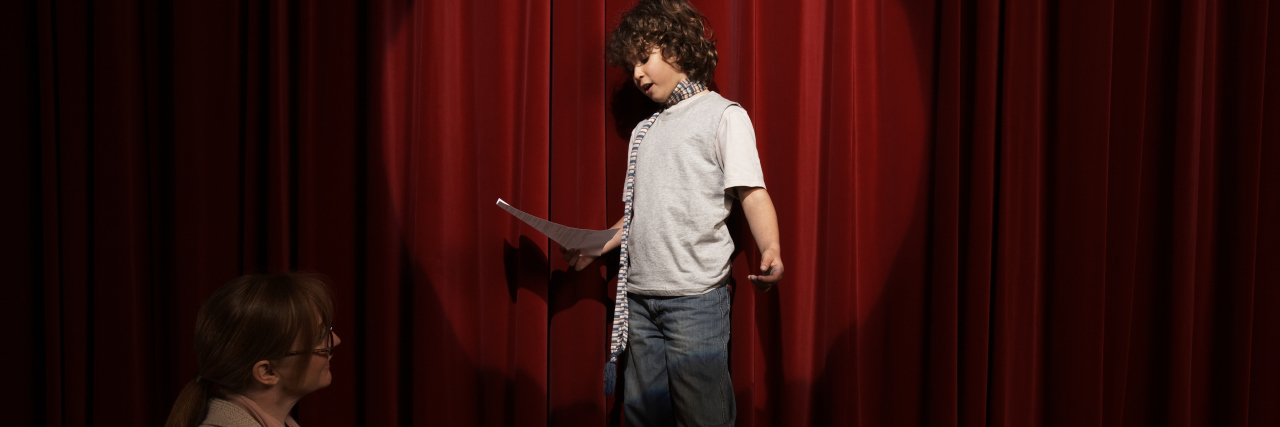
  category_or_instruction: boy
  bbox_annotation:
[563,0,783,425]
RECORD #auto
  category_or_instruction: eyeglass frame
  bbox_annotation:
[283,326,334,358]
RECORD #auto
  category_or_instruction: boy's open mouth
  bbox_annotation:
[642,83,654,93]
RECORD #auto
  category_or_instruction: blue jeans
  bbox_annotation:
[624,285,735,427]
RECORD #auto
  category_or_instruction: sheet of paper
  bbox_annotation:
[497,198,619,256]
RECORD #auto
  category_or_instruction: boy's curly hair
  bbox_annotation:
[606,0,718,84]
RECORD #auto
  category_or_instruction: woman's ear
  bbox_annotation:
[252,360,281,386]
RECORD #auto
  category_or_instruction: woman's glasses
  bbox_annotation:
[284,326,334,358]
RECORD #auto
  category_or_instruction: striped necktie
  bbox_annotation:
[605,78,707,395]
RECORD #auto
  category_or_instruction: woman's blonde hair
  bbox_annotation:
[165,273,334,427]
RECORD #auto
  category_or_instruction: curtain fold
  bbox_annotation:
[9,0,1277,425]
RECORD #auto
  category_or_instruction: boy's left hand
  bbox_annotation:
[748,248,783,291]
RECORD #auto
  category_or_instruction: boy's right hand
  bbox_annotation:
[560,246,598,271]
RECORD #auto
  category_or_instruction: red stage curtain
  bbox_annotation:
[7,0,1278,425]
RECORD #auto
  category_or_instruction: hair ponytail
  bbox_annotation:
[164,376,214,427]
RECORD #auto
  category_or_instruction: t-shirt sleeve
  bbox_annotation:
[718,105,767,191]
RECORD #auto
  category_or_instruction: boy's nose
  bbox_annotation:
[633,65,644,80]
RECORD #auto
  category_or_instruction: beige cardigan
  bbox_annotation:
[199,398,300,427]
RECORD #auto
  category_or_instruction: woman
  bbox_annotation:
[166,273,342,427]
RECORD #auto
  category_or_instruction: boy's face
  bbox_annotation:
[633,47,691,104]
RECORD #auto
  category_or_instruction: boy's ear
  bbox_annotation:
[252,360,281,386]
[651,45,680,65]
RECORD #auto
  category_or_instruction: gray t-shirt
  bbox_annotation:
[625,91,766,296]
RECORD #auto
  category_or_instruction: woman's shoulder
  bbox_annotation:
[199,398,262,427]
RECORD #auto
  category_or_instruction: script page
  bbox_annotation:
[497,198,618,256]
